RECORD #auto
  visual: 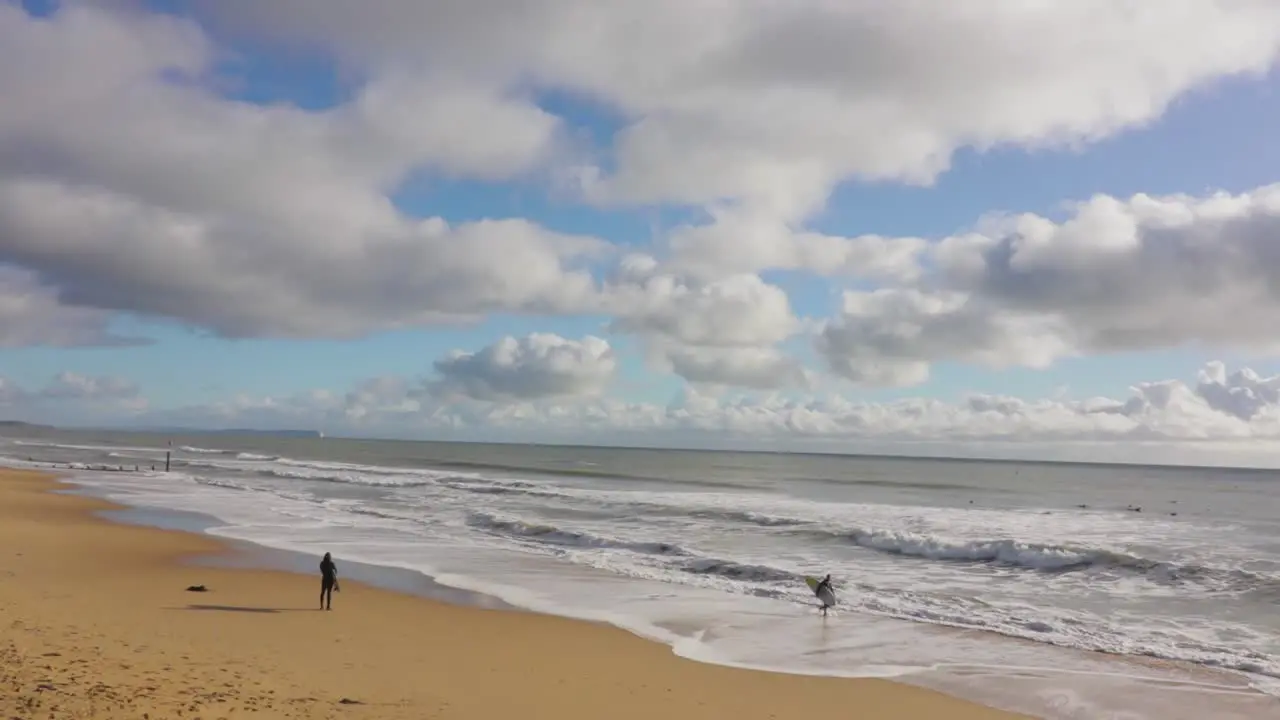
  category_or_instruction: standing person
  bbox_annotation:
[815,574,835,616]
[816,573,833,596]
[319,552,339,610]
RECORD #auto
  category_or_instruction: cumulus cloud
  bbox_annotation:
[181,0,1280,316]
[340,377,423,422]
[0,179,604,338]
[661,208,929,281]
[0,372,147,418]
[0,5,600,340]
[0,266,146,348]
[655,345,814,392]
[816,289,1075,387]
[37,364,1278,456]
[8,0,1280,411]
[41,372,141,402]
[942,186,1280,353]
[195,0,1280,216]
[431,333,617,402]
[3,1,1278,355]
[818,185,1280,386]
[0,376,26,407]
[599,256,811,388]
[472,360,1280,445]
[605,258,799,348]
[1195,361,1280,422]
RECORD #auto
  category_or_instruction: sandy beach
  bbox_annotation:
[0,467,1034,720]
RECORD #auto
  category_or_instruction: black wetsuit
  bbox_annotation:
[320,557,337,610]
[816,575,833,614]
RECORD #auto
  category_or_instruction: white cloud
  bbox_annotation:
[196,0,1280,217]
[488,360,1280,446]
[814,184,1280,386]
[0,266,146,348]
[661,207,929,282]
[5,1,1280,406]
[816,289,1075,387]
[606,266,798,348]
[0,371,147,418]
[0,178,603,339]
[600,259,810,388]
[13,363,1273,457]
[41,372,141,402]
[941,186,1280,353]
[0,376,26,407]
[343,72,564,182]
[0,5,600,340]
[431,333,617,402]
[3,1,1279,352]
[654,345,814,392]
[1196,361,1280,421]
[341,377,423,422]
[141,389,343,432]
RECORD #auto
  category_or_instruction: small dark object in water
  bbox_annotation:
[185,584,208,592]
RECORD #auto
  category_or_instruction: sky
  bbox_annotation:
[3,0,1280,462]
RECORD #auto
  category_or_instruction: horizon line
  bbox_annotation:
[7,421,1278,477]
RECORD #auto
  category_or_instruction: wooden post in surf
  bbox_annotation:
[165,440,172,473]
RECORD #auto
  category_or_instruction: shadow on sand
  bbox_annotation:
[172,604,316,614]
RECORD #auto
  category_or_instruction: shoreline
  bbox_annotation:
[89,498,518,612]
[0,467,1033,719]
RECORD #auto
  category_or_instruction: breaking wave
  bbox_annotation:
[791,526,1278,593]
[468,511,690,557]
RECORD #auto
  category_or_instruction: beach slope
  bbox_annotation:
[0,468,1030,719]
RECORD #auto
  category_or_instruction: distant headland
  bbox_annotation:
[0,421,56,431]
[149,428,325,439]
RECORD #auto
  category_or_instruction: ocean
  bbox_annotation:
[3,428,1278,719]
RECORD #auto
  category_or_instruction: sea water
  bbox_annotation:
[3,430,1278,719]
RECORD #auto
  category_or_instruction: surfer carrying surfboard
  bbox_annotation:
[816,574,833,597]
[805,573,837,615]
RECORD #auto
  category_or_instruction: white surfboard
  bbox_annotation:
[805,576,836,608]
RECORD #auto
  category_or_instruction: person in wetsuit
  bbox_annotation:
[816,574,834,615]
[320,552,338,610]
[816,574,832,595]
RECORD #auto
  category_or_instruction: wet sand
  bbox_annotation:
[0,468,1031,719]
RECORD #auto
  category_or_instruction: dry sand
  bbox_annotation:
[0,468,1033,719]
